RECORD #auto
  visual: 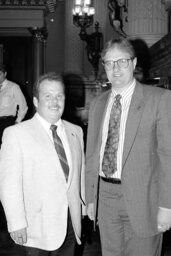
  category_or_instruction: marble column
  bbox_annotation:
[127,0,167,46]
[29,27,47,83]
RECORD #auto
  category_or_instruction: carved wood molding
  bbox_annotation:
[0,0,58,13]
[161,0,171,11]
[150,33,171,77]
[0,0,45,6]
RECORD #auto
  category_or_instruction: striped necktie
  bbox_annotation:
[50,124,69,181]
[102,94,122,177]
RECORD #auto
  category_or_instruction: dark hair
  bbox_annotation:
[33,72,65,99]
[101,38,136,60]
[0,64,7,73]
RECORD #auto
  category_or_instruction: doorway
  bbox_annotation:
[0,36,34,119]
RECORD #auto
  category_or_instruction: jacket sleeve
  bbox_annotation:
[157,89,171,209]
[79,127,87,216]
[85,98,98,204]
[0,127,27,232]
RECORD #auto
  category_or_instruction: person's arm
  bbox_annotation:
[13,84,28,123]
[157,89,171,232]
[76,126,87,217]
[87,203,94,220]
[85,99,98,220]
[0,127,27,233]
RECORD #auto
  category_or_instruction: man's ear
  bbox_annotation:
[133,57,137,70]
[33,97,38,108]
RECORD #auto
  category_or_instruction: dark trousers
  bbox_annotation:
[14,210,76,256]
[98,179,163,256]
[0,116,15,146]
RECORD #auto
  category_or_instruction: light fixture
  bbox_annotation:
[72,0,95,30]
[72,0,103,80]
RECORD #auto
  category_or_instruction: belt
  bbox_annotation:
[0,116,14,120]
[100,176,121,184]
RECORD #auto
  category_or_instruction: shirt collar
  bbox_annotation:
[35,112,63,133]
[111,79,136,100]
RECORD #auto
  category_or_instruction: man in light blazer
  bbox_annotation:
[85,38,171,256]
[0,72,85,256]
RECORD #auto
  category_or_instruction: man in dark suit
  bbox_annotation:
[85,38,171,256]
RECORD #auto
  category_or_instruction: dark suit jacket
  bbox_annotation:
[85,81,171,238]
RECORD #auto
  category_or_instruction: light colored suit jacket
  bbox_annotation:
[0,115,85,251]
[85,81,171,237]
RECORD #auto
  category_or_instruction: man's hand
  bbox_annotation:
[157,208,171,233]
[87,203,95,221]
[10,228,27,245]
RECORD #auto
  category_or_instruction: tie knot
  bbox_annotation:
[114,94,122,108]
[115,94,121,102]
[50,124,57,132]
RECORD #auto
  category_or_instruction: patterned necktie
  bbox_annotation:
[102,94,122,177]
[50,124,69,181]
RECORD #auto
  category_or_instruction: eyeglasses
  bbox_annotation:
[102,58,133,71]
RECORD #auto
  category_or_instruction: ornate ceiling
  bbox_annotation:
[162,0,171,10]
[0,0,58,13]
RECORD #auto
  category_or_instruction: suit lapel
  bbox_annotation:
[122,82,145,170]
[28,116,83,188]
[28,115,59,160]
[96,91,111,151]
[63,122,78,188]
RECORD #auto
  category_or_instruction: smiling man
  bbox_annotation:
[85,38,171,256]
[0,72,85,256]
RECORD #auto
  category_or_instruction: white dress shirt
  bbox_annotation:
[35,113,72,183]
[0,79,28,122]
[100,80,136,179]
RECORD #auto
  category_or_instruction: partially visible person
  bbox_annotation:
[0,64,28,146]
[0,72,86,256]
[0,63,28,233]
[85,38,171,256]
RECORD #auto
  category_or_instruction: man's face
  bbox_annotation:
[0,71,6,84]
[103,46,137,90]
[33,79,65,124]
